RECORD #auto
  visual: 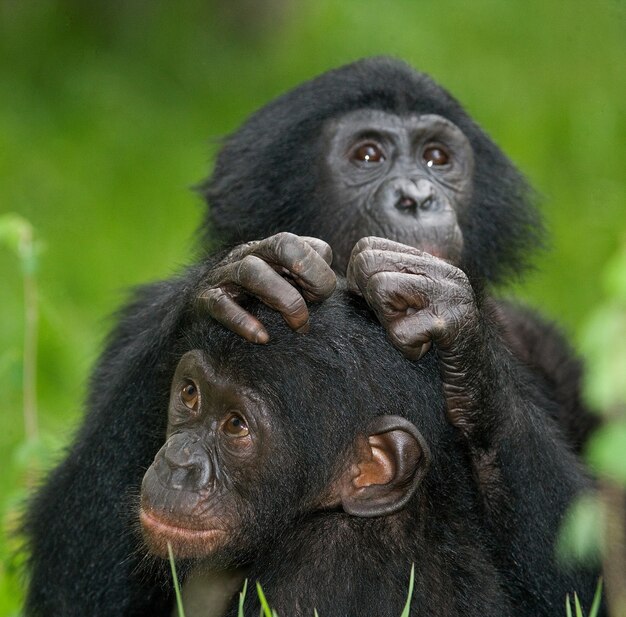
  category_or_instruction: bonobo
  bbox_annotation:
[140,292,599,617]
[24,57,595,616]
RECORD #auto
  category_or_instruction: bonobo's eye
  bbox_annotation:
[222,413,250,438]
[423,145,450,167]
[180,379,199,412]
[350,142,385,164]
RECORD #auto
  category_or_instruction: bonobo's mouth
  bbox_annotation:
[140,507,227,558]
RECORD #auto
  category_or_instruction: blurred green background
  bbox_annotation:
[0,1,625,613]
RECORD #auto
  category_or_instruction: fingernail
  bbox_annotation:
[254,331,270,344]
[417,341,432,359]
[296,321,310,334]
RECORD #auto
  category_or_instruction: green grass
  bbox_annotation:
[166,560,600,616]
[565,579,603,617]
[167,561,416,616]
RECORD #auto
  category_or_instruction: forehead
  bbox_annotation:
[325,109,463,137]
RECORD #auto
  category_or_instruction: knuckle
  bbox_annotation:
[237,254,263,283]
[368,270,394,292]
[204,289,229,314]
[319,272,337,295]
[274,232,306,265]
[230,311,253,330]
[273,231,297,243]
[353,237,370,252]
[430,315,449,338]
[354,250,375,275]
[281,294,306,317]
[388,323,418,351]
[272,231,298,252]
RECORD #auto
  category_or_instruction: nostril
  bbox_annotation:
[419,196,433,210]
[396,196,417,210]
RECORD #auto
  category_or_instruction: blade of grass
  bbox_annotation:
[167,542,186,617]
[400,563,415,617]
[574,592,583,617]
[257,582,274,617]
[238,579,249,617]
[589,578,603,617]
[566,594,573,617]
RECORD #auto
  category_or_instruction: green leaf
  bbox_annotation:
[566,594,573,617]
[602,243,626,302]
[400,563,415,617]
[586,421,626,484]
[557,493,603,565]
[580,305,626,411]
[167,542,186,617]
[0,213,31,254]
[0,213,41,274]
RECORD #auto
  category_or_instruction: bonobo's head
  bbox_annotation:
[139,290,447,565]
[203,56,542,284]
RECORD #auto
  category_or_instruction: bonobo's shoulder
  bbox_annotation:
[488,297,572,344]
[488,297,581,368]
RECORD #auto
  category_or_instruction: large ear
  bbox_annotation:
[339,416,431,517]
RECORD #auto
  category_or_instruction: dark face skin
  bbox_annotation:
[321,110,474,272]
[140,350,274,562]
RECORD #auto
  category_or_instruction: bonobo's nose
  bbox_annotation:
[159,432,212,491]
[393,178,435,211]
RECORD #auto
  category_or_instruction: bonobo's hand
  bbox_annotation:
[197,232,336,344]
[347,237,488,434]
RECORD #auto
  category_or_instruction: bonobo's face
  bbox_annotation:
[140,340,430,564]
[322,110,474,272]
[140,350,276,562]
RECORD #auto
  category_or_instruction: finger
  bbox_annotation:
[364,271,430,323]
[254,232,336,302]
[351,236,428,259]
[350,250,445,298]
[347,239,429,294]
[386,313,439,360]
[198,288,270,344]
[347,238,383,292]
[300,237,333,266]
[365,272,449,356]
[234,255,311,333]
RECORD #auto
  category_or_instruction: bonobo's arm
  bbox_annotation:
[347,236,600,613]
[23,233,334,617]
[347,237,490,438]
[24,273,198,617]
[491,299,599,453]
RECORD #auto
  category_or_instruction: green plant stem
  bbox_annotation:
[23,266,38,441]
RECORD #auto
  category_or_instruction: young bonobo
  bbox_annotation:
[24,57,596,616]
[140,291,599,617]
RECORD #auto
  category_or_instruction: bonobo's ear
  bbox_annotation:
[339,416,431,517]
